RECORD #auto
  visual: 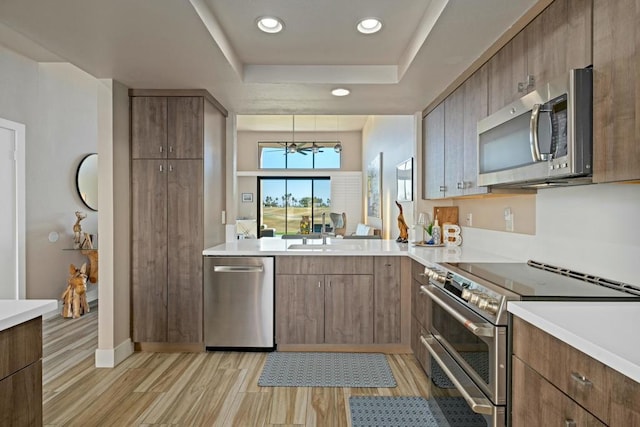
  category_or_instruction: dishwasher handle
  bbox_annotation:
[213,265,264,273]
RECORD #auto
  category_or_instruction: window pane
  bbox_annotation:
[260,145,286,169]
[261,179,286,234]
[313,179,331,232]
[286,151,313,169]
[259,141,340,169]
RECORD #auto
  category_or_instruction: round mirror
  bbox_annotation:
[76,153,98,211]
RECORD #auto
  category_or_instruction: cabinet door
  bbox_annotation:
[462,64,489,196]
[167,159,203,343]
[0,361,42,427]
[444,86,464,197]
[325,275,374,344]
[423,103,445,199]
[275,275,325,344]
[131,97,167,159]
[525,0,592,88]
[512,356,606,426]
[374,257,401,343]
[487,31,527,115]
[167,97,203,159]
[609,366,640,425]
[593,0,640,182]
[131,159,168,342]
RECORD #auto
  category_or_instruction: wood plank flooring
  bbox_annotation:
[42,305,449,426]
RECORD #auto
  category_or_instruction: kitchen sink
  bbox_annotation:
[287,243,363,251]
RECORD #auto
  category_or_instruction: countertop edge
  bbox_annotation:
[0,300,58,332]
[508,302,640,383]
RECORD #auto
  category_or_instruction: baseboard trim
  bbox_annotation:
[134,342,205,353]
[95,338,134,368]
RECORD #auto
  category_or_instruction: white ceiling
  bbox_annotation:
[0,0,538,122]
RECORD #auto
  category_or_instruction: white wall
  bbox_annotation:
[362,115,416,239]
[0,45,100,299]
[462,183,640,286]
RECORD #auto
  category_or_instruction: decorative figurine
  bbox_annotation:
[395,201,409,243]
[61,263,89,318]
[300,215,311,234]
[73,211,87,249]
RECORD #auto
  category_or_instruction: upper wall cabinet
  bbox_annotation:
[424,65,489,199]
[487,0,593,116]
[592,0,640,182]
[132,97,204,159]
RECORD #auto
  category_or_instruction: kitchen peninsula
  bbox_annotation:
[0,299,57,426]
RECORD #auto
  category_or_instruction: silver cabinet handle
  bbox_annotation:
[439,185,446,192]
[570,372,592,387]
[213,265,264,273]
[159,164,163,172]
[169,146,173,153]
[318,281,321,288]
[420,285,494,337]
[565,420,576,427]
[420,335,493,415]
[457,182,464,190]
[169,164,173,172]
[159,145,163,153]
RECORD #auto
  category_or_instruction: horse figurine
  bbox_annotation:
[73,211,87,249]
[61,263,90,318]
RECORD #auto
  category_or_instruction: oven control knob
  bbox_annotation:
[469,291,483,305]
[484,299,500,315]
[461,288,473,301]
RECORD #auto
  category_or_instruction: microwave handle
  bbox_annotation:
[529,103,545,162]
[420,285,494,337]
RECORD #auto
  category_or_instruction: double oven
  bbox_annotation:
[414,260,640,427]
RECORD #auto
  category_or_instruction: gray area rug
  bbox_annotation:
[350,396,486,427]
[431,352,489,389]
[258,352,397,387]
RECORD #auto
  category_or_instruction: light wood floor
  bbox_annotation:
[42,305,443,426]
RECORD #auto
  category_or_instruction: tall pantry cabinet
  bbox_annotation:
[130,90,227,346]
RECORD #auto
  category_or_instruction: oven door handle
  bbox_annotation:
[420,335,494,415]
[420,285,494,338]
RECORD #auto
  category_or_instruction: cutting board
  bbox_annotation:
[433,206,459,227]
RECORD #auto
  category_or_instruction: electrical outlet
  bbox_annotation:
[466,213,473,227]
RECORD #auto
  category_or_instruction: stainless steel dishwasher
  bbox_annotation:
[204,256,274,350]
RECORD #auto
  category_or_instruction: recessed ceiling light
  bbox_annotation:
[331,88,350,97]
[357,18,382,34]
[257,16,284,34]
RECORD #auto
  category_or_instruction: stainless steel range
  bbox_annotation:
[418,260,640,427]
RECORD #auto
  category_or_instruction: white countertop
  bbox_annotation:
[0,299,58,332]
[203,237,516,266]
[508,301,640,383]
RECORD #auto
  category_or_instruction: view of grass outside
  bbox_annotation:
[260,178,331,235]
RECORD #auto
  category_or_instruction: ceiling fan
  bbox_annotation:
[278,141,324,155]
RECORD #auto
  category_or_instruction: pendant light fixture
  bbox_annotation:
[334,115,343,153]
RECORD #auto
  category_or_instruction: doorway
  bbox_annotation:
[0,118,26,299]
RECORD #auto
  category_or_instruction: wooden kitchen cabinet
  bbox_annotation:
[410,260,430,372]
[325,275,374,344]
[423,102,445,199]
[0,318,43,427]
[486,0,592,116]
[131,159,203,343]
[130,90,226,347]
[131,96,203,160]
[275,256,408,348]
[275,274,324,344]
[592,0,640,182]
[511,356,605,426]
[374,256,401,344]
[423,65,489,199]
[512,316,610,423]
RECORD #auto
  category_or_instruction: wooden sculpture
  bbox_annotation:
[395,201,409,243]
[73,211,87,249]
[61,263,90,318]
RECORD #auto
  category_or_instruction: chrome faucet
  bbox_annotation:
[321,212,327,244]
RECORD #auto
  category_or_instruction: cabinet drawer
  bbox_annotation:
[512,316,610,424]
[0,317,42,381]
[276,256,373,275]
[512,356,605,426]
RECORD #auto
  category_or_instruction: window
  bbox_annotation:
[259,177,331,235]
[259,142,341,169]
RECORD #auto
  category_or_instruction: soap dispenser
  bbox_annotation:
[431,218,441,246]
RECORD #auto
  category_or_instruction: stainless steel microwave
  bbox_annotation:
[477,68,592,188]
